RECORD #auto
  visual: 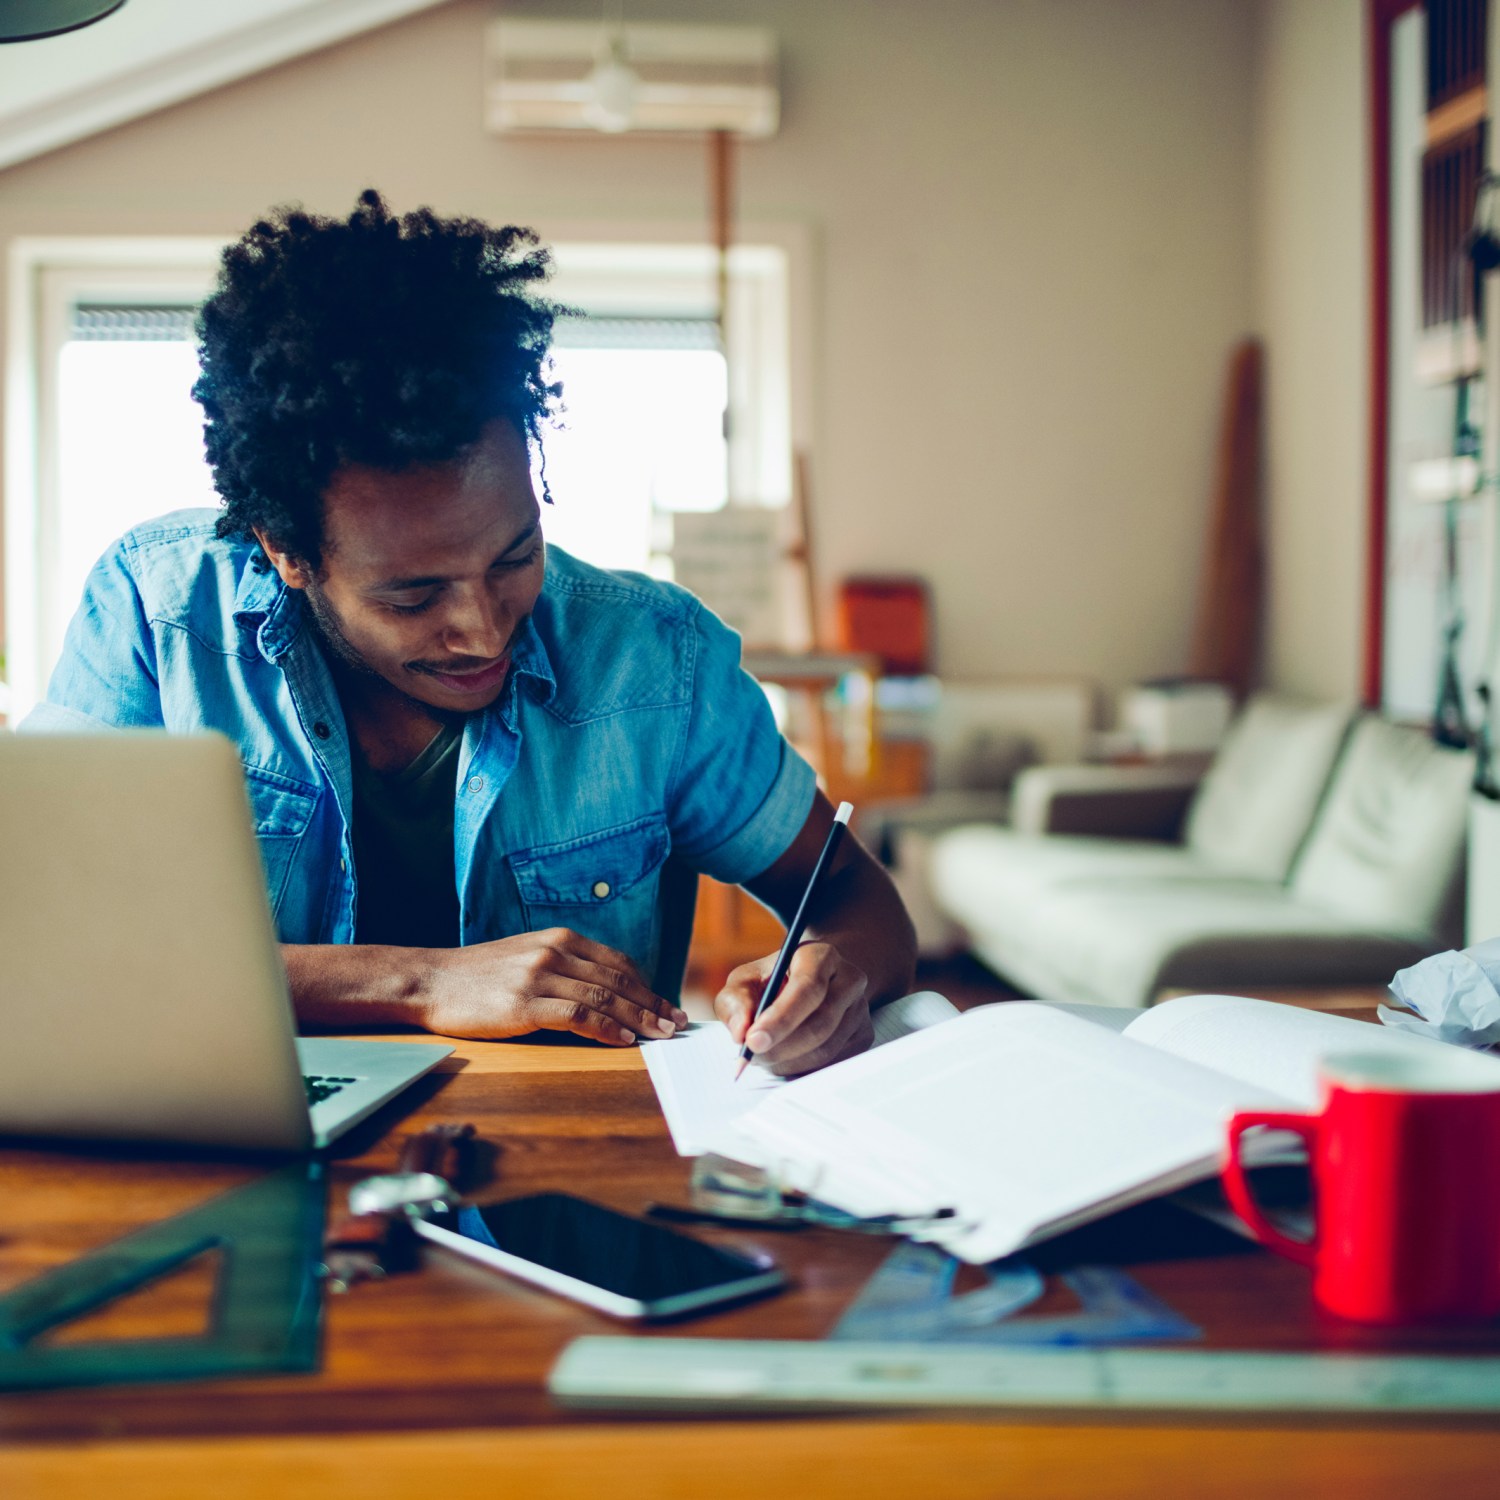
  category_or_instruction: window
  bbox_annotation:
[56,304,219,627]
[541,241,793,576]
[540,318,729,573]
[5,244,223,719]
[4,236,796,721]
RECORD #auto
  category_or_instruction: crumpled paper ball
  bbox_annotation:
[1380,938,1500,1049]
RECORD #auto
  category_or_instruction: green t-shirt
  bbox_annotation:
[351,719,464,949]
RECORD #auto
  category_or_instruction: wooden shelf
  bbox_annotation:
[685,736,929,994]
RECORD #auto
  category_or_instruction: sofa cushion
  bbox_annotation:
[928,823,1439,1008]
[1183,696,1353,881]
[928,825,1254,1007]
[931,825,1226,908]
[967,876,1436,1010]
[1289,717,1473,944]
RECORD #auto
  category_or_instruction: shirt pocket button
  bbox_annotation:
[592,881,611,899]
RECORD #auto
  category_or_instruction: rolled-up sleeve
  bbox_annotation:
[21,542,164,732]
[666,602,817,885]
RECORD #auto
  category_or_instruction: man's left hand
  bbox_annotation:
[714,942,874,1077]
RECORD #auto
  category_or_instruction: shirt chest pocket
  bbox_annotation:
[243,765,319,916]
[510,814,670,969]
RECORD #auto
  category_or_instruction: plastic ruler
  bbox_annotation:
[828,1241,1199,1345]
[549,1337,1500,1414]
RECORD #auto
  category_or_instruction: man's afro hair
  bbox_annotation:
[196,189,562,568]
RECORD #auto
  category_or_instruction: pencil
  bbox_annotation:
[734,801,854,1080]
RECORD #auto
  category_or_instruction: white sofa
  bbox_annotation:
[926,696,1475,1009]
[855,678,1095,955]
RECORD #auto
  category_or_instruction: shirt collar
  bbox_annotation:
[497,612,556,727]
[231,558,304,663]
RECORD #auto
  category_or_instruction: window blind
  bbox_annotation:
[71,307,723,352]
[73,306,723,352]
[551,314,722,351]
[70,304,200,342]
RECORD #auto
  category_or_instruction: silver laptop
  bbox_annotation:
[0,731,451,1150]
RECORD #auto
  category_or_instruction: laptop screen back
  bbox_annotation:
[0,732,312,1150]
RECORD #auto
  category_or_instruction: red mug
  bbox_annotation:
[1222,1048,1500,1324]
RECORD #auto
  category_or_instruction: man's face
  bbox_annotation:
[258,418,545,715]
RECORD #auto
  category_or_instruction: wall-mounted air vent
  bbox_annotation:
[485,19,779,137]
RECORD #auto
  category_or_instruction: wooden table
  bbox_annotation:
[3,1034,1500,1500]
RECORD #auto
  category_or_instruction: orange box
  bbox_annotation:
[834,576,930,675]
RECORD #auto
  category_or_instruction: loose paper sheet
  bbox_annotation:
[642,991,959,1157]
[1382,941,1500,1048]
[641,1023,783,1157]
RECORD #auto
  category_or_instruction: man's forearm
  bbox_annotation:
[281,943,439,1029]
[804,854,917,1008]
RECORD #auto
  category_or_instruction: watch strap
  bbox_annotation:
[321,1212,418,1293]
[322,1123,481,1293]
[397,1122,477,1184]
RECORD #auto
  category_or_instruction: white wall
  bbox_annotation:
[1251,0,1369,703]
[0,0,1259,698]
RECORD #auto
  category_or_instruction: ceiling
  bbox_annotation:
[0,0,453,172]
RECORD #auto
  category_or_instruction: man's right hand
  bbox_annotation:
[414,928,687,1044]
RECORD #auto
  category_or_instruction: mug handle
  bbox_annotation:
[1222,1110,1319,1267]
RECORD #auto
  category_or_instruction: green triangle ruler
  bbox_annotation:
[0,1161,325,1391]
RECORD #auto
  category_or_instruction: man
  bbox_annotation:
[28,191,916,1076]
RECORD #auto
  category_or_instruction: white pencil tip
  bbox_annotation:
[835,801,854,824]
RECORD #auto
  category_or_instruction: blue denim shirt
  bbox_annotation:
[24,511,816,981]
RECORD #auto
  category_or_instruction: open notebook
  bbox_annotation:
[705,994,1492,1264]
[642,990,960,1156]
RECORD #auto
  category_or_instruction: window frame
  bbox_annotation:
[544,231,804,507]
[5,237,223,719]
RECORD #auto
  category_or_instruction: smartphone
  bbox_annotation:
[415,1191,788,1320]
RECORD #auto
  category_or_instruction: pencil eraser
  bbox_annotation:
[834,801,854,824]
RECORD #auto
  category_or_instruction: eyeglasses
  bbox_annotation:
[644,1153,958,1235]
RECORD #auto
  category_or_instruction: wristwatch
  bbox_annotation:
[347,1169,453,1219]
[321,1123,478,1293]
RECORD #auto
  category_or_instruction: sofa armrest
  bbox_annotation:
[855,790,1013,867]
[1011,762,1207,839]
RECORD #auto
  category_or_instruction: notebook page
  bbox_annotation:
[1121,994,1446,1108]
[641,1024,782,1156]
[643,991,961,1157]
[730,1002,1287,1262]
[872,990,962,1045]
[1041,1001,1137,1034]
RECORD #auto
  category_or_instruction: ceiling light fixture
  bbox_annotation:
[583,29,639,133]
[0,0,128,44]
